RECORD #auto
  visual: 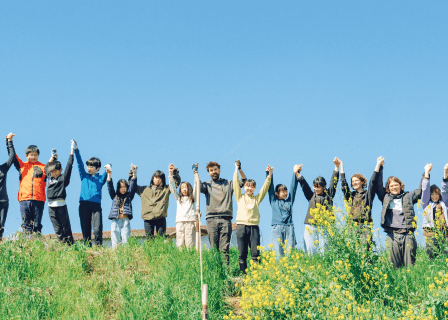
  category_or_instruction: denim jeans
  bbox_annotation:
[111,218,131,248]
[304,224,327,255]
[271,224,296,257]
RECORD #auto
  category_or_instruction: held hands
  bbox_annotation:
[294,164,302,173]
[71,139,78,150]
[193,163,199,173]
[131,164,138,176]
[266,165,274,176]
[333,157,341,166]
[104,163,112,175]
[235,160,241,170]
[5,132,15,141]
[377,156,385,167]
[424,163,433,173]
[444,164,448,180]
[168,163,175,176]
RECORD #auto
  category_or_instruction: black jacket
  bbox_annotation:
[341,170,379,223]
[299,170,339,225]
[376,166,423,230]
[0,140,16,202]
[44,155,74,201]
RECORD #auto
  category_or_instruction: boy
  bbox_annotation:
[44,141,75,244]
[267,164,301,256]
[10,140,47,233]
[73,140,107,246]
[0,132,16,239]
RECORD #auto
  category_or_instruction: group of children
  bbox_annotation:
[1,134,448,271]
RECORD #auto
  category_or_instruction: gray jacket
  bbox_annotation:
[376,167,423,230]
[200,178,245,219]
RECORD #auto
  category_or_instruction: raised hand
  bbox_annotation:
[333,157,341,166]
[168,163,175,175]
[131,163,138,174]
[235,160,241,170]
[377,156,385,166]
[104,163,112,174]
[6,132,15,141]
[424,163,433,173]
[71,139,78,150]
[294,164,302,173]
[444,164,448,179]
[268,165,274,175]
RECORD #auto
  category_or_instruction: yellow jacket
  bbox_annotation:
[233,170,271,225]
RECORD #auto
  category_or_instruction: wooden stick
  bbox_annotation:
[201,284,208,320]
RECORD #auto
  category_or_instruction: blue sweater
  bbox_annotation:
[268,172,299,226]
[75,149,107,204]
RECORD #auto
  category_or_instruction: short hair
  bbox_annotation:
[26,145,40,156]
[86,157,101,169]
[385,176,405,193]
[47,161,62,172]
[351,174,367,189]
[244,179,256,188]
[430,184,441,198]
[206,161,221,172]
[275,184,287,194]
[313,176,327,188]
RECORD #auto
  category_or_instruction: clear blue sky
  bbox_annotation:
[1,1,447,247]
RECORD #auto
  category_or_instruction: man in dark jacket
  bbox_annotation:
[44,142,75,244]
[194,161,246,265]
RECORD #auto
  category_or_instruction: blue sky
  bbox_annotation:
[1,1,447,248]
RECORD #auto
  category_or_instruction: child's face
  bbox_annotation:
[352,177,363,191]
[243,183,255,196]
[87,165,99,175]
[153,176,162,186]
[50,169,62,178]
[277,189,288,200]
[180,183,189,196]
[119,182,127,195]
[388,180,401,195]
[313,184,324,195]
[431,192,440,203]
[26,152,39,163]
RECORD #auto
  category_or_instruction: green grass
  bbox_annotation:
[0,236,240,320]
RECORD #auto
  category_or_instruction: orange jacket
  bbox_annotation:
[15,155,47,202]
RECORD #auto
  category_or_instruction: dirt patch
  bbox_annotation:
[225,297,242,315]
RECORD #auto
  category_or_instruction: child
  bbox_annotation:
[267,164,301,257]
[11,139,47,234]
[421,163,448,259]
[106,164,137,248]
[135,164,181,238]
[376,160,424,268]
[234,163,272,273]
[73,140,108,246]
[0,133,16,239]
[340,157,382,244]
[299,158,340,254]
[44,142,75,244]
[169,165,197,248]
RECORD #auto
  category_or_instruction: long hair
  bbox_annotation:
[179,181,195,203]
[150,170,166,188]
[115,179,129,196]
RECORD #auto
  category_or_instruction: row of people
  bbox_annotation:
[1,134,447,271]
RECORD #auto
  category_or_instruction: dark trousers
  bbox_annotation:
[144,218,166,238]
[0,201,9,238]
[49,205,74,245]
[20,200,45,233]
[79,201,103,246]
[237,224,260,273]
[207,217,232,265]
[385,232,417,268]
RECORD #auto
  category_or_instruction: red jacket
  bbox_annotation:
[16,155,47,202]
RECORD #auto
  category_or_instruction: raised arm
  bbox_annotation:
[5,133,16,170]
[129,176,137,200]
[266,165,275,203]
[375,156,386,202]
[410,168,426,204]
[297,165,314,201]
[107,178,116,200]
[442,164,448,206]
[339,160,351,201]
[421,163,432,209]
[63,147,75,187]
[194,163,208,194]
[236,160,247,188]
[327,157,340,199]
[257,166,273,203]
[290,164,301,204]
[169,163,180,201]
[73,140,87,180]
[233,163,242,201]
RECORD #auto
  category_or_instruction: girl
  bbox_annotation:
[234,163,272,273]
[376,160,424,268]
[422,163,448,259]
[135,164,181,238]
[107,165,137,248]
[169,170,197,249]
[298,157,340,254]
[339,157,382,243]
